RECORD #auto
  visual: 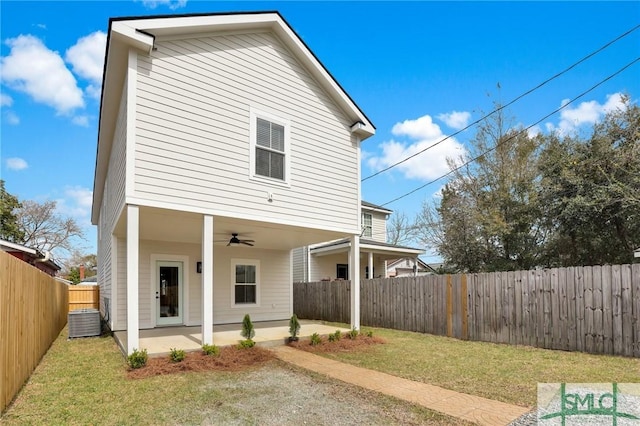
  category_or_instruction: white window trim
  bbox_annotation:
[249,107,291,188]
[362,212,373,238]
[230,258,261,308]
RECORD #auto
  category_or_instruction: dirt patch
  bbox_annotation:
[127,345,275,379]
[288,334,385,353]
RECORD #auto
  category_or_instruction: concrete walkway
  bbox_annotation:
[272,346,530,426]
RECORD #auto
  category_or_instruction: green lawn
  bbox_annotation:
[1,329,467,425]
[318,325,640,407]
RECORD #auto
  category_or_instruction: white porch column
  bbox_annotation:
[202,215,214,345]
[384,260,388,278]
[350,235,360,330]
[368,252,374,279]
[126,205,139,355]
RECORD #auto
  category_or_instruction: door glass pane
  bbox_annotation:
[159,266,179,317]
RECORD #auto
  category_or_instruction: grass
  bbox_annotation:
[317,324,640,407]
[1,328,467,425]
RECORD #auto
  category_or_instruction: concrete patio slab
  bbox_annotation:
[113,320,349,355]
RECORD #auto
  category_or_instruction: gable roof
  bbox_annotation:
[361,200,393,215]
[92,11,375,224]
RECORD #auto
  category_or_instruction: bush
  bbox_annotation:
[169,348,186,362]
[202,344,219,356]
[238,339,255,349]
[328,330,342,343]
[348,328,359,340]
[241,314,255,340]
[310,332,322,346]
[366,330,374,338]
[128,348,148,369]
[289,314,301,340]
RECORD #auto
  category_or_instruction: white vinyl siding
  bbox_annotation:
[291,247,307,282]
[98,81,128,330]
[112,240,291,328]
[133,31,359,232]
[368,210,388,243]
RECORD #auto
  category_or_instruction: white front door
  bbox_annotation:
[156,261,183,326]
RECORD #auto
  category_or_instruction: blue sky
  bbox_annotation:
[1,1,639,261]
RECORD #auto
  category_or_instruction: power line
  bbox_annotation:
[378,56,640,208]
[362,23,640,182]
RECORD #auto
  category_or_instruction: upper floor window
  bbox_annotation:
[250,109,290,186]
[362,212,372,238]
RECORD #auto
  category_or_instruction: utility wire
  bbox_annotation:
[362,23,640,182]
[378,56,640,208]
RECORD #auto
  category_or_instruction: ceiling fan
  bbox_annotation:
[220,233,255,247]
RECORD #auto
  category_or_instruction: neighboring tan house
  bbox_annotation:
[293,201,424,282]
[92,12,375,354]
[386,257,436,277]
[0,239,61,276]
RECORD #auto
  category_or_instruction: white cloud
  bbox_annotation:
[6,157,28,170]
[368,114,466,181]
[56,186,93,221]
[549,92,625,136]
[1,35,84,114]
[141,0,187,10]
[0,93,13,106]
[436,111,471,130]
[72,115,89,127]
[526,124,541,138]
[392,114,443,140]
[5,111,20,125]
[65,31,106,88]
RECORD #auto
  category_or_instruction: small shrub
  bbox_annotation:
[333,330,342,341]
[366,330,374,338]
[348,328,359,340]
[169,348,186,362]
[289,314,301,340]
[128,348,148,369]
[241,314,255,340]
[238,339,255,349]
[202,343,220,356]
[310,332,322,346]
[328,333,337,342]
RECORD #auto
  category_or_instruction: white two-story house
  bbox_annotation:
[293,201,424,282]
[92,12,375,354]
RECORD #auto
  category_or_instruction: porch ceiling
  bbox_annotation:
[114,206,350,250]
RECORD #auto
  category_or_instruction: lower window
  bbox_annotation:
[336,264,348,280]
[232,260,259,305]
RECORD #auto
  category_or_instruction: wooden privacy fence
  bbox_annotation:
[69,285,99,311]
[293,264,640,357]
[0,251,69,413]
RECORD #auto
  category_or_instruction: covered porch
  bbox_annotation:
[110,205,363,355]
[308,238,425,281]
[113,320,349,356]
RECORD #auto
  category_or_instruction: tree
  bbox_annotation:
[539,95,640,265]
[386,210,416,245]
[16,200,85,258]
[416,104,544,272]
[0,180,24,242]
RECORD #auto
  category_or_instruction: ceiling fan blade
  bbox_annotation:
[226,241,232,246]
[241,241,254,246]
[242,239,255,243]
